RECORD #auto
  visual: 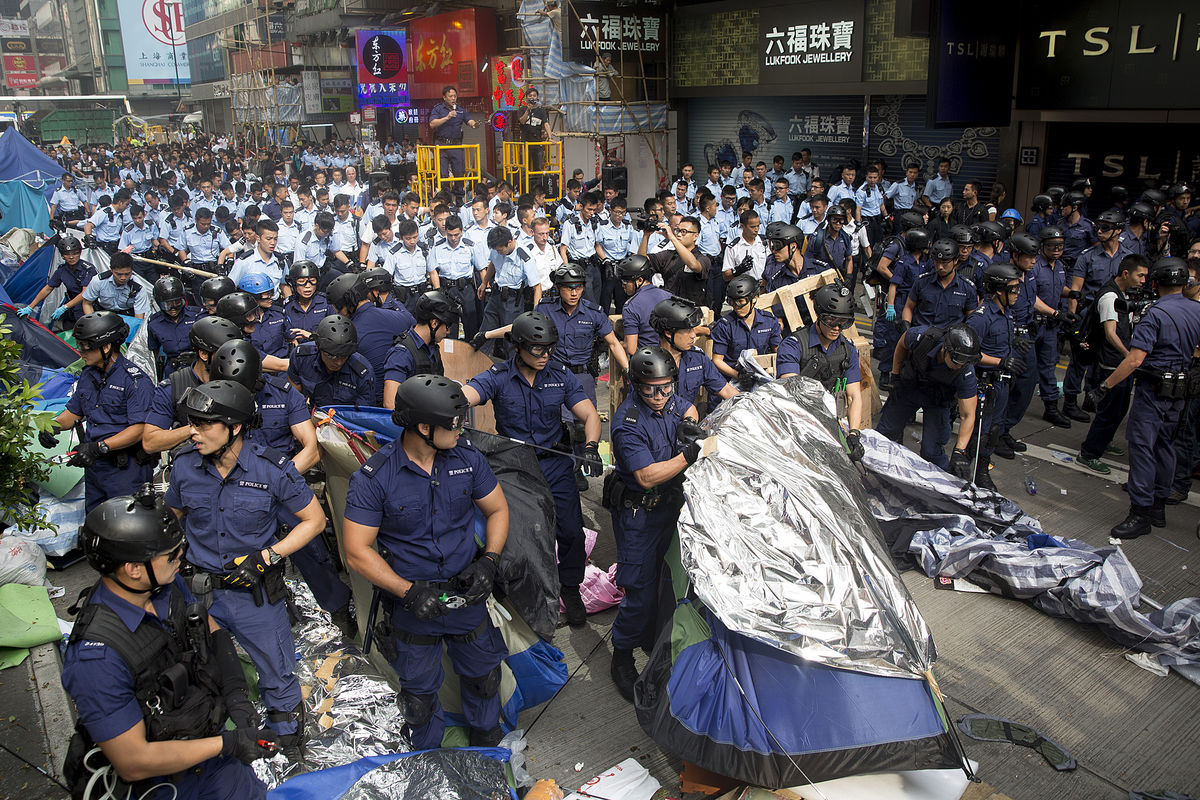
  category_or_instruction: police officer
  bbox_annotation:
[1088,258,1200,538]
[946,224,978,276]
[343,374,509,748]
[61,251,152,319]
[1077,254,1150,474]
[965,264,1029,492]
[463,312,603,626]
[761,222,808,295]
[216,291,281,369]
[40,312,153,511]
[20,236,96,326]
[806,205,854,284]
[709,274,782,389]
[777,282,866,457]
[208,340,354,637]
[474,226,542,353]
[147,274,203,377]
[650,297,737,410]
[596,196,636,314]
[1059,191,1097,268]
[197,275,236,317]
[382,291,460,408]
[429,215,483,339]
[181,208,231,297]
[618,254,673,353]
[381,219,435,310]
[876,323,981,472]
[1032,226,1081,427]
[558,191,602,305]
[61,490,275,800]
[281,260,331,345]
[878,227,930,390]
[236,274,289,358]
[1155,184,1192,258]
[1123,202,1156,258]
[143,316,243,457]
[326,272,415,405]
[83,188,133,254]
[119,204,161,280]
[50,171,88,222]
[288,314,374,408]
[429,86,481,192]
[165,380,326,751]
[606,346,701,699]
[900,238,977,331]
[1025,194,1055,239]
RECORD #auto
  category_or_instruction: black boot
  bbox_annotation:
[1150,499,1166,529]
[992,435,1015,460]
[1062,397,1090,422]
[330,604,359,640]
[974,465,998,493]
[468,725,504,747]
[561,584,587,627]
[1004,432,1028,453]
[610,647,637,702]
[878,372,891,391]
[1111,507,1152,540]
[1042,402,1072,428]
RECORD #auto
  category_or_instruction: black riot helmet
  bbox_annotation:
[551,263,587,287]
[153,274,186,305]
[898,210,926,231]
[199,276,236,306]
[650,297,703,336]
[326,272,363,313]
[764,221,788,240]
[507,311,559,346]
[314,314,358,357]
[287,260,320,285]
[812,281,854,318]
[1096,209,1125,228]
[391,374,470,437]
[189,315,242,354]
[1061,191,1086,210]
[183,379,255,427]
[1127,202,1154,224]
[1109,185,1128,203]
[616,254,654,282]
[209,339,262,390]
[1071,178,1092,192]
[982,263,1021,295]
[413,291,462,328]
[1038,226,1065,245]
[1168,182,1192,199]
[825,204,847,223]
[976,220,1007,244]
[57,236,83,255]
[1046,186,1066,205]
[942,324,982,366]
[627,345,678,383]
[930,238,958,261]
[948,224,977,245]
[903,228,930,252]
[360,267,393,295]
[1139,189,1166,208]
[214,291,259,327]
[1008,232,1040,257]
[1152,257,1189,287]
[73,311,129,348]
[726,273,760,302]
[767,223,803,253]
[1030,194,1054,213]
[81,487,184,589]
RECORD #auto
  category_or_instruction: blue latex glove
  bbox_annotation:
[49,305,67,321]
[16,306,33,318]
[884,305,896,322]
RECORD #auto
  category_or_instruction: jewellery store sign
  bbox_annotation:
[759,0,863,85]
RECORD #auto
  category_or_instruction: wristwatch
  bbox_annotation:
[96,440,110,455]
[266,546,283,566]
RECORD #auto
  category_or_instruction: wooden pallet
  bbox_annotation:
[757,269,840,334]
[440,337,496,434]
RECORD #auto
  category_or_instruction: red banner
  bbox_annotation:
[407,7,496,99]
[5,73,37,88]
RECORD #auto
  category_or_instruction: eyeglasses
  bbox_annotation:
[674,228,699,236]
[635,381,675,398]
[294,277,317,286]
[818,315,854,329]
[521,343,554,357]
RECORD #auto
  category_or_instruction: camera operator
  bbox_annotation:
[637,214,710,307]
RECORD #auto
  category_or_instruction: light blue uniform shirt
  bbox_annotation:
[87,206,131,242]
[383,241,430,287]
[491,245,541,289]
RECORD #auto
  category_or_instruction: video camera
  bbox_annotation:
[628,210,657,233]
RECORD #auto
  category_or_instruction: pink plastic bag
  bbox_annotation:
[558,528,624,615]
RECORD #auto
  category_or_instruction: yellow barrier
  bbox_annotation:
[416,143,482,206]
[502,140,563,195]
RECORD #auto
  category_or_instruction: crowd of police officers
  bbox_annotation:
[31,145,1200,798]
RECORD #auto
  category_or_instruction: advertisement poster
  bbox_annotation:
[115,0,190,85]
[355,29,408,108]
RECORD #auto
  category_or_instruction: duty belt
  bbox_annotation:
[434,138,461,145]
[441,276,473,289]
[496,286,527,301]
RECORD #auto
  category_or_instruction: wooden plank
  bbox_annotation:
[758,270,839,333]
[440,337,497,434]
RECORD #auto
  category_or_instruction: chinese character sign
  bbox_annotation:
[354,29,409,108]
[758,0,861,84]
[407,8,497,99]
[565,1,667,63]
[115,0,190,84]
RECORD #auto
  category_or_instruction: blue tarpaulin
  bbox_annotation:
[0,128,63,200]
[0,181,52,236]
[3,242,55,306]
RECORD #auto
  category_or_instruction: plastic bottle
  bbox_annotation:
[1024,476,1037,495]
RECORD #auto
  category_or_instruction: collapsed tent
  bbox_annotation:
[637,378,968,787]
[0,128,60,234]
[313,406,568,736]
[859,429,1200,680]
[0,302,80,395]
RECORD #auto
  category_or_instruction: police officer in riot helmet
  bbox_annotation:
[777,281,866,460]
[382,290,461,409]
[343,375,510,749]
[288,314,375,408]
[199,276,237,316]
[61,489,275,800]
[1088,257,1200,538]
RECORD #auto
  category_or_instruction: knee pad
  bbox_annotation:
[461,665,502,700]
[398,690,437,728]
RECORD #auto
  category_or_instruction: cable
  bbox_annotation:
[522,624,614,739]
[0,741,70,791]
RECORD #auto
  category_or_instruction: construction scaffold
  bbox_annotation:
[224,1,295,147]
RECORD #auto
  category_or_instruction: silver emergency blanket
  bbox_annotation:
[857,428,1200,677]
[677,377,936,679]
[254,578,409,789]
[339,749,510,800]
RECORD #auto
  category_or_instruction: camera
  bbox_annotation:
[628,211,657,233]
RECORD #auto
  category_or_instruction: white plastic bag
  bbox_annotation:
[0,536,50,587]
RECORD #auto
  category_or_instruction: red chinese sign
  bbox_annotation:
[407,7,496,99]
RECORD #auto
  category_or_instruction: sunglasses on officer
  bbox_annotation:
[1097,223,1120,233]
[635,381,675,398]
[818,314,854,330]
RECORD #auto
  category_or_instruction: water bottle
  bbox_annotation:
[1024,476,1037,495]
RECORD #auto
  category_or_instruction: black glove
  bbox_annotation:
[222,550,270,591]
[999,355,1028,376]
[469,331,487,350]
[581,442,603,477]
[734,254,754,276]
[948,448,972,481]
[1055,310,1080,331]
[38,430,59,450]
[1066,289,1082,300]
[798,356,833,383]
[225,690,262,731]
[402,580,448,621]
[1012,336,1032,355]
[1085,384,1109,409]
[455,553,499,605]
[82,233,98,249]
[845,429,864,463]
[67,440,106,468]
[895,319,911,336]
[220,728,277,764]
[675,419,705,465]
